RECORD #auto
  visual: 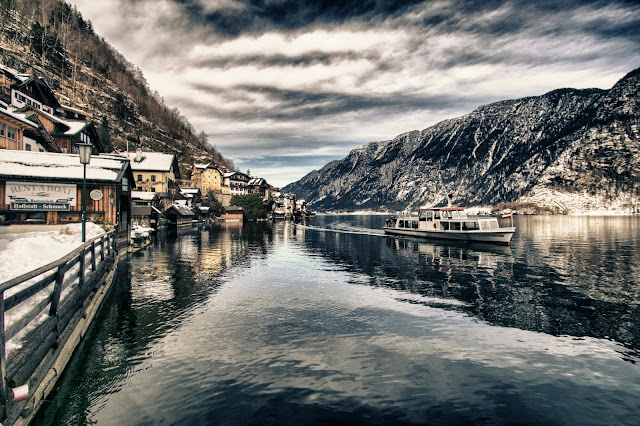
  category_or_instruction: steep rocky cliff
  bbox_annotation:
[284,68,640,213]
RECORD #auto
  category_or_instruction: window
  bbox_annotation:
[151,188,155,192]
[7,126,16,140]
[137,175,142,182]
[151,175,156,182]
[25,143,31,151]
[0,123,5,137]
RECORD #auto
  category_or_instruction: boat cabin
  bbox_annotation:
[384,206,514,244]
[387,207,501,232]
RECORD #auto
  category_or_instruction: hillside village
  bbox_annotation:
[0,64,312,245]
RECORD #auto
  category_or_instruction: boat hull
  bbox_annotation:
[383,226,516,245]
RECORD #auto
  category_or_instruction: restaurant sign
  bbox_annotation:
[5,181,77,211]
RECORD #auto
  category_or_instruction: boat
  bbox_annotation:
[383,207,515,245]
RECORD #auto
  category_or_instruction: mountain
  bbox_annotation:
[284,68,640,213]
[0,0,231,177]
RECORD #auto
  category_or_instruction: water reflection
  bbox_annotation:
[34,215,640,426]
[307,215,640,351]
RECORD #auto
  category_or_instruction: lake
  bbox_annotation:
[35,215,640,425]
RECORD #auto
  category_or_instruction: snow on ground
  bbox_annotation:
[0,222,108,284]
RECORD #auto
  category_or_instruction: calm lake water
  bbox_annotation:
[35,215,640,425]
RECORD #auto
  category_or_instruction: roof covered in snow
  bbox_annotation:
[131,190,160,201]
[127,151,180,177]
[165,204,195,216]
[180,188,200,194]
[0,150,130,183]
[0,107,38,128]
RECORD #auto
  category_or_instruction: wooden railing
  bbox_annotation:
[0,230,118,424]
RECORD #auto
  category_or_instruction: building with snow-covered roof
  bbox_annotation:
[177,187,202,207]
[164,203,195,229]
[8,72,59,116]
[0,150,134,244]
[0,105,38,151]
[248,177,273,200]
[1,67,104,155]
[12,104,104,154]
[127,149,181,204]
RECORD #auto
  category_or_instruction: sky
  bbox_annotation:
[67,0,640,187]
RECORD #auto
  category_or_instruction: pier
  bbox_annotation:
[0,230,119,425]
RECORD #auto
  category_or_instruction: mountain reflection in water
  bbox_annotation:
[35,215,640,425]
[308,215,640,352]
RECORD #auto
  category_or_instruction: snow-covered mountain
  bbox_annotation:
[284,68,640,213]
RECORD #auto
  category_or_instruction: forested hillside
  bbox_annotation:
[0,0,232,177]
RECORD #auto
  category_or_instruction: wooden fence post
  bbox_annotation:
[0,292,7,421]
[91,241,97,272]
[49,265,66,348]
[78,248,86,303]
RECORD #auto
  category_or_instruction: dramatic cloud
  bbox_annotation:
[70,0,640,186]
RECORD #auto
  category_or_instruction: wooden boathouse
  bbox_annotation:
[0,150,134,246]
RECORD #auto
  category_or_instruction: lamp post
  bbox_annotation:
[77,143,92,243]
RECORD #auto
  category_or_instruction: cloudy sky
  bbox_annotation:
[68,0,640,187]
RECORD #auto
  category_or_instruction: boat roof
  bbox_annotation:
[419,207,466,211]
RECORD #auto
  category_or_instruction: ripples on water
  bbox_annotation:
[35,216,640,425]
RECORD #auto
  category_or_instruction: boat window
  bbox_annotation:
[489,220,498,229]
[434,211,441,219]
[451,211,458,219]
[451,222,461,231]
[464,221,478,230]
[426,211,433,221]
[412,220,418,229]
[442,221,450,231]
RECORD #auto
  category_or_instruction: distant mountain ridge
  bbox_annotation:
[284,68,640,213]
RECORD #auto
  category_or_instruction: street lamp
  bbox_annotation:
[77,143,92,243]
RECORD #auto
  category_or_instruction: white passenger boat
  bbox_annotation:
[383,207,516,245]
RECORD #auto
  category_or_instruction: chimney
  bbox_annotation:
[135,148,142,162]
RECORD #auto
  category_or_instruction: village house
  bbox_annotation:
[192,163,223,195]
[272,192,297,220]
[248,178,273,200]
[0,150,134,245]
[219,205,244,223]
[178,187,202,207]
[164,203,195,229]
[0,104,39,151]
[127,149,181,208]
[11,104,104,154]
[0,66,104,155]
[131,190,163,229]
[0,66,58,116]
[222,171,251,196]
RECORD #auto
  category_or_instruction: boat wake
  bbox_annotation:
[297,222,386,237]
